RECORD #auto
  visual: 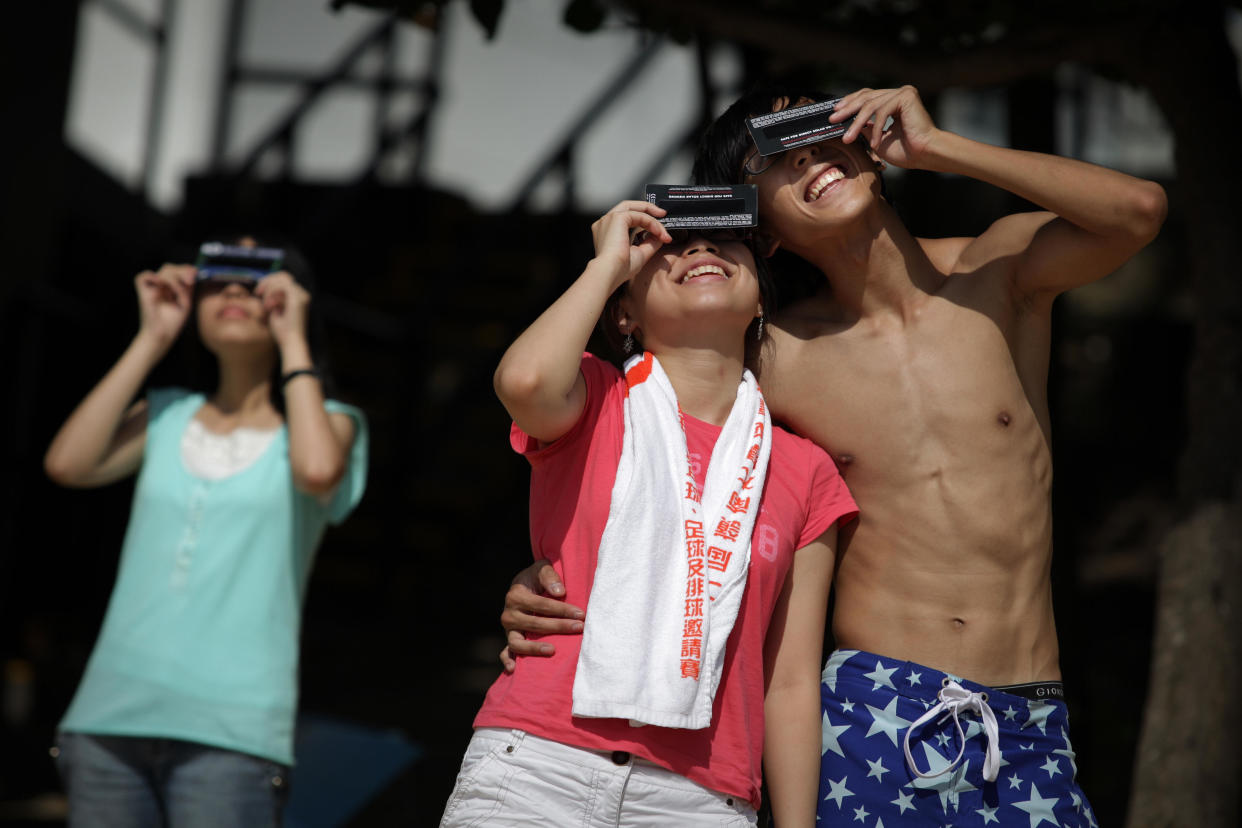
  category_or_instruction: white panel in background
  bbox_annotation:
[150,0,228,208]
[64,0,747,214]
[394,17,437,78]
[240,0,381,72]
[120,0,161,20]
[65,2,154,191]
[228,2,410,182]
[298,89,375,178]
[425,0,686,211]
[574,41,698,211]
[229,84,301,173]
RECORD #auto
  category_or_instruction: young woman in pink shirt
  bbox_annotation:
[439,201,856,827]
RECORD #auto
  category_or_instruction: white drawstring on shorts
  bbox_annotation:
[902,679,1001,783]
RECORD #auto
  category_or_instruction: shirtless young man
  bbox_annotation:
[500,85,1166,825]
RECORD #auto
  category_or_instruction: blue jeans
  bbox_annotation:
[55,732,289,828]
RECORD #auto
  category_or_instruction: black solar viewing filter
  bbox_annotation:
[746,98,853,157]
[662,198,748,216]
[644,184,758,229]
[195,242,285,282]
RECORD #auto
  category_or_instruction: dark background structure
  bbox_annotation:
[2,1,1239,825]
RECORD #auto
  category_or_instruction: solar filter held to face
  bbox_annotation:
[643,184,758,231]
[195,242,285,290]
[744,98,855,175]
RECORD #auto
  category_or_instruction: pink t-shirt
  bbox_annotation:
[475,353,857,807]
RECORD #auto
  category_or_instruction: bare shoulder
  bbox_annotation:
[918,235,974,274]
[943,212,1057,276]
[915,232,1044,333]
[917,219,1054,311]
[916,234,1007,298]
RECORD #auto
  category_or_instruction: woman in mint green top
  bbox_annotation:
[44,241,367,827]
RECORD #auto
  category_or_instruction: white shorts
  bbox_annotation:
[439,728,757,827]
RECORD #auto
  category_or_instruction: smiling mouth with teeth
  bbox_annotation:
[679,264,728,285]
[805,165,846,202]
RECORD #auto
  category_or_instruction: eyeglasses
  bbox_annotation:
[632,227,753,247]
[744,133,858,177]
[743,150,783,177]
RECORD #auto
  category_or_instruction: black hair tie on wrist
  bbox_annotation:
[281,367,321,389]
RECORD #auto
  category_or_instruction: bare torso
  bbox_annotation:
[759,244,1060,686]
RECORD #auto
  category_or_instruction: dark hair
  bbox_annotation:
[598,240,776,369]
[181,233,334,411]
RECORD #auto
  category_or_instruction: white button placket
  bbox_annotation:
[171,480,211,589]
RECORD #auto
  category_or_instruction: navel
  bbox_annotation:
[997,411,1012,427]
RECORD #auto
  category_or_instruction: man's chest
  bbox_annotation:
[762,302,1044,477]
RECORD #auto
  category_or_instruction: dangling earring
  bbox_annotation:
[756,313,765,341]
[623,333,635,355]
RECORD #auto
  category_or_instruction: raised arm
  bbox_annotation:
[44,265,195,488]
[490,202,672,670]
[257,271,355,497]
[763,524,837,828]
[833,86,1167,301]
[494,200,670,443]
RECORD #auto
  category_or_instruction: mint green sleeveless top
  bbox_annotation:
[60,388,368,764]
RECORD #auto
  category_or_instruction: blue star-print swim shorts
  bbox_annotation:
[816,649,1097,827]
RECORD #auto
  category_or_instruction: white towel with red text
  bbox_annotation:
[571,351,771,729]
